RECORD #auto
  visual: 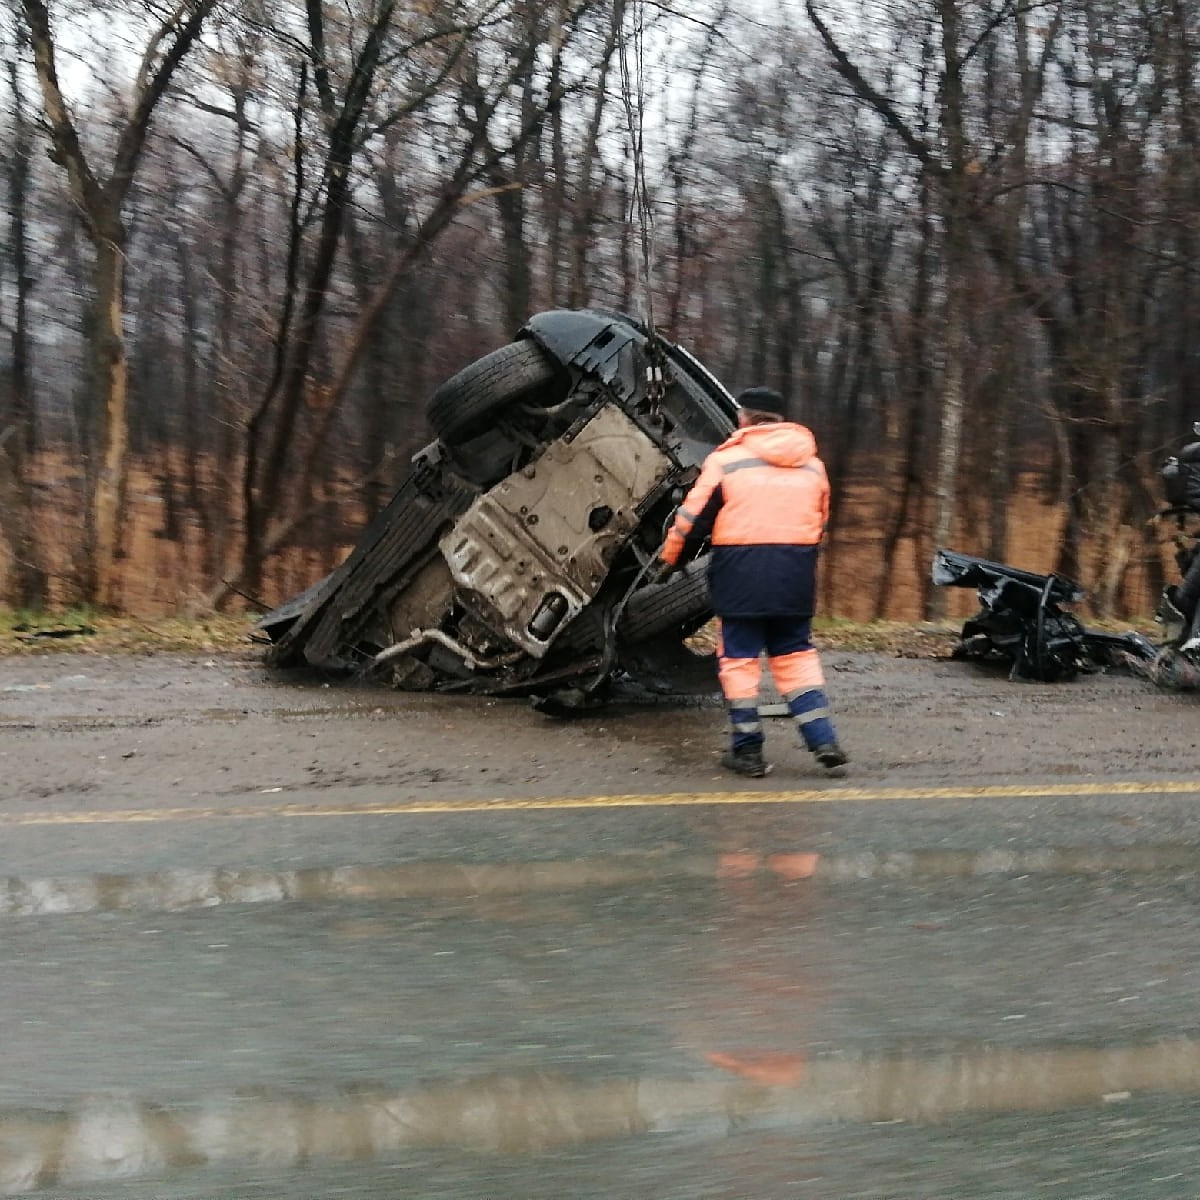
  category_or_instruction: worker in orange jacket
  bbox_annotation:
[658,388,847,778]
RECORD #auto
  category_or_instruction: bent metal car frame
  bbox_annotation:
[256,310,740,709]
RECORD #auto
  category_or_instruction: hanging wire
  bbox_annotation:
[618,0,655,329]
[617,0,668,405]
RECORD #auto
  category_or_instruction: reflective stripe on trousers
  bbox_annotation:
[717,617,835,752]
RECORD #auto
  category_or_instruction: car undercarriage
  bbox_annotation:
[256,310,738,707]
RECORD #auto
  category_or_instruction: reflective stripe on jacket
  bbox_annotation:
[661,422,830,618]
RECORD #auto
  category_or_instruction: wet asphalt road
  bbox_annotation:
[3,649,1200,1196]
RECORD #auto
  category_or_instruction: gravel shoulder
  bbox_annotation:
[0,627,1194,809]
[2,616,1197,885]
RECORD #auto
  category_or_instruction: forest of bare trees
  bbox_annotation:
[1,0,1198,621]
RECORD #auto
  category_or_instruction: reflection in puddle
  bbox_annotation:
[2,1039,1199,1195]
[3,844,1200,916]
[0,857,715,916]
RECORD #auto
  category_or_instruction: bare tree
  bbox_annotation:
[803,0,1062,615]
[0,18,47,607]
[210,0,602,605]
[20,0,218,606]
[236,0,403,600]
[164,11,268,590]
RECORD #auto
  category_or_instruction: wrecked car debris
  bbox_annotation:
[936,421,1200,690]
[931,550,1156,682]
[257,310,737,705]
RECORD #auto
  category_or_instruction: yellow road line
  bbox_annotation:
[3,779,1200,825]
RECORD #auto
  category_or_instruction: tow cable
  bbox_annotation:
[618,0,671,417]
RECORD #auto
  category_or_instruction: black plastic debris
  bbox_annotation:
[931,549,1156,682]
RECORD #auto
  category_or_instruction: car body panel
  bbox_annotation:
[440,405,674,657]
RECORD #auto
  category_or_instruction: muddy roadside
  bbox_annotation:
[1,623,1200,885]
[0,621,1195,804]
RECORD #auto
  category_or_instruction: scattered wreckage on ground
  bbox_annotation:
[259,309,1200,701]
[931,549,1157,682]
[256,309,735,710]
[934,419,1200,690]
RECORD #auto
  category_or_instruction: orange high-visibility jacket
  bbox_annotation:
[661,422,829,617]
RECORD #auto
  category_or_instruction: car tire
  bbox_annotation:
[618,563,712,644]
[427,339,563,443]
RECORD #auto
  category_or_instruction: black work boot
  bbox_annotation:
[812,742,849,772]
[721,745,771,778]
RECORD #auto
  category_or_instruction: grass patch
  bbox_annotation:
[0,610,258,657]
[813,618,963,656]
[686,617,963,659]
[0,610,1162,661]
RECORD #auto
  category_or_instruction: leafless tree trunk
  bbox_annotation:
[567,1,624,307]
[663,2,726,333]
[477,10,539,334]
[0,32,46,607]
[924,0,971,620]
[239,0,399,600]
[20,0,216,607]
[877,239,934,618]
[167,30,262,594]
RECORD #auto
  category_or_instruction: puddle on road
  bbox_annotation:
[0,706,375,732]
[2,1039,1198,1194]
[1,677,90,694]
[199,704,394,722]
[3,844,1200,917]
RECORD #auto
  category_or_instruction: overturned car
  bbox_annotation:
[257,310,737,705]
